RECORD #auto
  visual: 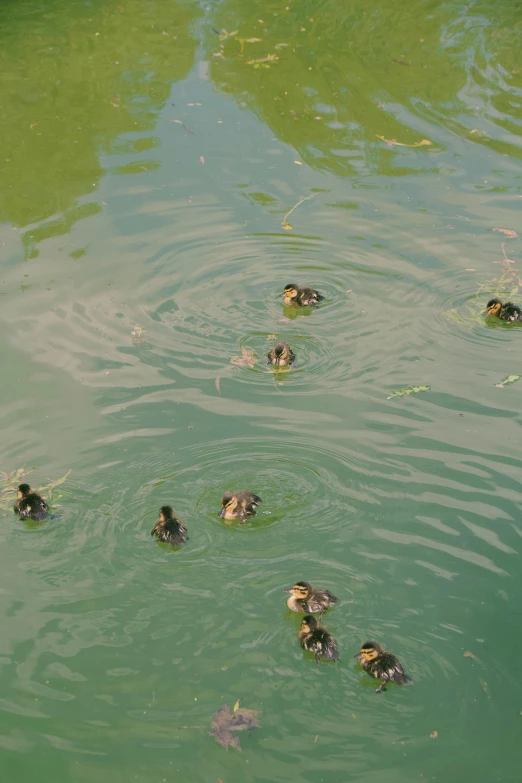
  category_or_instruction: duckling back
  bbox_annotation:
[15,493,48,522]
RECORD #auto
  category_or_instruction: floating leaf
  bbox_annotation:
[209,703,260,750]
[430,730,438,739]
[463,651,476,658]
[230,347,256,368]
[233,698,242,713]
[495,374,520,388]
[282,221,292,230]
[387,385,430,399]
[131,324,147,343]
[493,228,518,238]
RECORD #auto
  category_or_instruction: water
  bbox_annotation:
[1,0,521,779]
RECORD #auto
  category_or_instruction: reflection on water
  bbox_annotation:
[1,0,522,781]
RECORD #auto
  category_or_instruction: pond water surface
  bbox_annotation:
[1,0,522,781]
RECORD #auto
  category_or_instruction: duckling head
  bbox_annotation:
[220,492,238,518]
[354,640,383,661]
[271,343,289,365]
[159,505,175,523]
[284,580,312,599]
[300,615,318,634]
[486,298,502,316]
[283,284,298,299]
[17,483,32,499]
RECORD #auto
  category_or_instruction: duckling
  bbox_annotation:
[220,491,262,521]
[285,581,339,614]
[354,640,411,693]
[151,506,187,546]
[485,298,522,322]
[267,342,295,367]
[14,483,48,521]
[283,284,324,307]
[299,615,339,663]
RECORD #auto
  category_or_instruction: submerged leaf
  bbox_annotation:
[387,385,430,399]
[230,347,257,368]
[493,227,518,238]
[209,703,260,750]
[495,374,520,388]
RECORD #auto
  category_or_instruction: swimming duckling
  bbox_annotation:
[283,284,324,307]
[485,298,522,322]
[267,342,295,367]
[14,483,48,521]
[220,491,262,521]
[151,506,187,546]
[285,581,339,614]
[354,640,411,693]
[299,615,339,663]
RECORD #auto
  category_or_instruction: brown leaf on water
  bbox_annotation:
[209,703,260,750]
[430,730,438,739]
[493,227,518,238]
[230,347,256,368]
[463,651,475,658]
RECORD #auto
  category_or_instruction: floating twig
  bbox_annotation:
[376,135,432,148]
[282,192,319,230]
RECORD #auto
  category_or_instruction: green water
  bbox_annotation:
[1,0,522,779]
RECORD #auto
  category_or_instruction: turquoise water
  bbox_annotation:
[1,0,522,780]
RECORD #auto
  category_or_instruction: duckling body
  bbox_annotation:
[14,483,48,521]
[220,491,262,521]
[299,615,339,663]
[486,298,522,322]
[151,506,187,546]
[267,342,295,367]
[355,641,411,693]
[285,581,339,614]
[283,284,324,307]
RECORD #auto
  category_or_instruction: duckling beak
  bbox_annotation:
[274,357,280,365]
[283,588,292,593]
[353,652,362,659]
[219,508,226,518]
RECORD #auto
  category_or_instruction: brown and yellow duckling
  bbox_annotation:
[485,298,522,322]
[299,615,339,663]
[285,581,339,615]
[354,641,411,693]
[151,506,187,546]
[14,483,48,521]
[283,284,324,307]
[267,342,295,367]
[220,491,262,521]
